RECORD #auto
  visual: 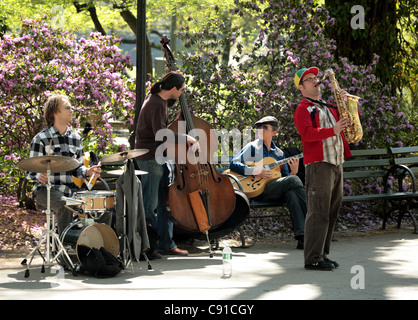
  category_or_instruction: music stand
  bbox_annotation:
[19,156,79,278]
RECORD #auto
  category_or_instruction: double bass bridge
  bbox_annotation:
[189,167,210,179]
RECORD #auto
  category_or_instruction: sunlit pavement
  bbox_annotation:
[0,228,417,301]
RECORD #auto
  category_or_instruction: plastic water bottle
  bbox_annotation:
[222,245,232,278]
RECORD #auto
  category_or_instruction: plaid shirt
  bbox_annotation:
[25,126,87,197]
[311,101,344,166]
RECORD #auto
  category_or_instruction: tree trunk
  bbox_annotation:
[324,0,399,95]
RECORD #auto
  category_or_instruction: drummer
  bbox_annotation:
[25,93,101,234]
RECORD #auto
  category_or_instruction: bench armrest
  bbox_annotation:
[226,173,244,192]
[384,164,417,193]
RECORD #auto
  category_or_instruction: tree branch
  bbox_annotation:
[73,1,106,35]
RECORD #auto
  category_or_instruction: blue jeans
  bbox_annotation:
[34,186,73,235]
[136,159,176,252]
[255,175,307,238]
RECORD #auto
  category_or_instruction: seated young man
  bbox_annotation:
[229,116,306,249]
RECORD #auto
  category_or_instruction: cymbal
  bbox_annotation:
[100,149,149,163]
[107,169,148,176]
[18,155,80,174]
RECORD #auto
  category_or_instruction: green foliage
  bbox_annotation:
[178,16,260,131]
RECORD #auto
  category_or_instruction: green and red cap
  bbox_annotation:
[294,67,319,88]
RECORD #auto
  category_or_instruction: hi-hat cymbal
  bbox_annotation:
[18,155,80,174]
[100,149,149,163]
[107,169,148,176]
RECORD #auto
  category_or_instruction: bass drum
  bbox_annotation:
[174,188,250,241]
[60,221,119,265]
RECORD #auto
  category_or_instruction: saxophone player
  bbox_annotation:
[293,67,352,271]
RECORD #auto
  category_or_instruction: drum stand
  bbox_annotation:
[119,158,152,272]
[21,170,77,278]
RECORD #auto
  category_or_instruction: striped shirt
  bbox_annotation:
[312,102,344,166]
[25,126,87,196]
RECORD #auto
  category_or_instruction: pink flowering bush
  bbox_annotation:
[0,17,135,195]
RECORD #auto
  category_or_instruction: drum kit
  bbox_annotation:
[18,149,149,278]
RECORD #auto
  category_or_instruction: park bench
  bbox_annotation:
[388,146,418,220]
[232,148,418,244]
[99,147,418,248]
[340,148,417,233]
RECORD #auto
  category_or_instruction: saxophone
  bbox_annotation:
[318,69,363,144]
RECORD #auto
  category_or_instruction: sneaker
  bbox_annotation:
[304,260,334,271]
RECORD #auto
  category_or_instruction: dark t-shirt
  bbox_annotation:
[134,93,176,160]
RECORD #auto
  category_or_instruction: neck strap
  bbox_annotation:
[305,97,338,110]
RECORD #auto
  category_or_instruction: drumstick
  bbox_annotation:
[87,172,95,190]
[47,139,52,155]
[87,161,101,190]
[64,205,86,220]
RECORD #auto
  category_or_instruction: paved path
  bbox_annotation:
[0,228,417,303]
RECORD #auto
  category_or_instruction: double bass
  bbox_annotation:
[160,36,236,235]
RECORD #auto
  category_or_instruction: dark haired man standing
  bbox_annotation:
[135,71,198,258]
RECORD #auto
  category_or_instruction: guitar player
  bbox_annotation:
[229,116,307,249]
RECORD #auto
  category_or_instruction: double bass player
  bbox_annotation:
[135,71,199,259]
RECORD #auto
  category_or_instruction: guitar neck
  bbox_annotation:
[267,153,303,169]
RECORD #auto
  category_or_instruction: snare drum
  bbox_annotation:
[73,190,116,220]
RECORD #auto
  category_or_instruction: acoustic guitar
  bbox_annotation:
[223,153,303,198]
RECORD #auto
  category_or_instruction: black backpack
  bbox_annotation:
[78,245,123,278]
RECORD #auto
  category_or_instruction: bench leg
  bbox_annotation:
[236,225,258,248]
[382,203,388,230]
[407,209,418,234]
[238,227,246,247]
[383,200,418,234]
[396,202,418,234]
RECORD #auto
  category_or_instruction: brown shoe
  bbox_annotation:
[168,247,189,256]
[150,250,162,260]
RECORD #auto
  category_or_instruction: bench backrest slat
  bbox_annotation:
[343,170,388,179]
[390,146,418,154]
[390,146,418,168]
[343,159,390,168]
[342,149,391,182]
[393,156,418,165]
[350,148,388,157]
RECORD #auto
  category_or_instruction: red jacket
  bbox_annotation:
[294,97,352,165]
